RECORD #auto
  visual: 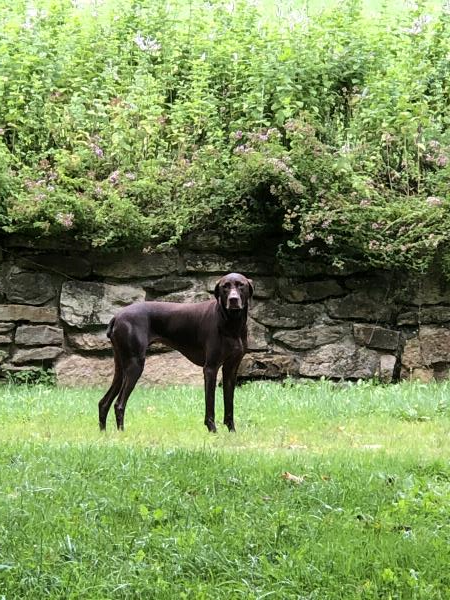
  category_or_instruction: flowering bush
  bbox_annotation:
[1,0,450,273]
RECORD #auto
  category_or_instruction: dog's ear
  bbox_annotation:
[247,278,254,298]
[214,279,221,300]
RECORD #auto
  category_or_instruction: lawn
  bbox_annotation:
[1,380,450,599]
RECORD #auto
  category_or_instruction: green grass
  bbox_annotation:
[1,380,450,598]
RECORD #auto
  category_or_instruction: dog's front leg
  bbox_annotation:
[203,365,219,432]
[222,358,240,432]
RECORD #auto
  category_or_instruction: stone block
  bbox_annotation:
[55,352,204,386]
[408,276,450,306]
[279,278,345,302]
[378,354,397,383]
[60,281,145,328]
[247,318,269,350]
[326,292,395,322]
[353,324,400,351]
[298,338,382,379]
[397,306,450,326]
[418,326,450,365]
[4,265,55,305]
[273,323,350,350]
[15,325,64,346]
[183,252,271,274]
[67,331,111,352]
[156,279,211,303]
[401,326,450,368]
[11,346,63,364]
[400,367,434,383]
[238,353,300,379]
[144,277,193,294]
[0,347,10,363]
[278,258,362,277]
[251,300,326,328]
[93,250,180,278]
[0,305,58,323]
[17,253,91,278]
[401,336,422,370]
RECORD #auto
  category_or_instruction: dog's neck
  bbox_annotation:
[217,301,247,335]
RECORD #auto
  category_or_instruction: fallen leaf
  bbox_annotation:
[281,471,305,485]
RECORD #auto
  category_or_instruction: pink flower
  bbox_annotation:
[267,128,280,138]
[109,170,120,184]
[268,158,293,175]
[90,144,104,158]
[56,212,74,229]
[233,144,253,154]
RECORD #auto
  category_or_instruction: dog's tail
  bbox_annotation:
[106,317,115,340]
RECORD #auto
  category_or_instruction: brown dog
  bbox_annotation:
[98,273,253,432]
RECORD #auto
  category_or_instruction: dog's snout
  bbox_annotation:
[227,289,242,309]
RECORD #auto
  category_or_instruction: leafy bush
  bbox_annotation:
[1,0,450,273]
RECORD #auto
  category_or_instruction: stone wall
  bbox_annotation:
[0,239,449,385]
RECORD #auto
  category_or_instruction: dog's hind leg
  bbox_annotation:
[114,354,145,431]
[98,345,123,431]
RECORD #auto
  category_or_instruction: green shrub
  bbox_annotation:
[0,0,449,273]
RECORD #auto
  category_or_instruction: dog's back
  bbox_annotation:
[108,300,219,366]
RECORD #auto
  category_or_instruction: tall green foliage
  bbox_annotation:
[0,0,449,273]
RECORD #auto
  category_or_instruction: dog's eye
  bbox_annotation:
[223,282,231,289]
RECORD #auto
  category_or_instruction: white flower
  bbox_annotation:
[134,33,161,54]
[404,15,432,35]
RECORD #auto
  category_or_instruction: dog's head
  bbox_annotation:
[214,273,254,312]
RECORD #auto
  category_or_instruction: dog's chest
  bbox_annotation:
[221,334,244,357]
